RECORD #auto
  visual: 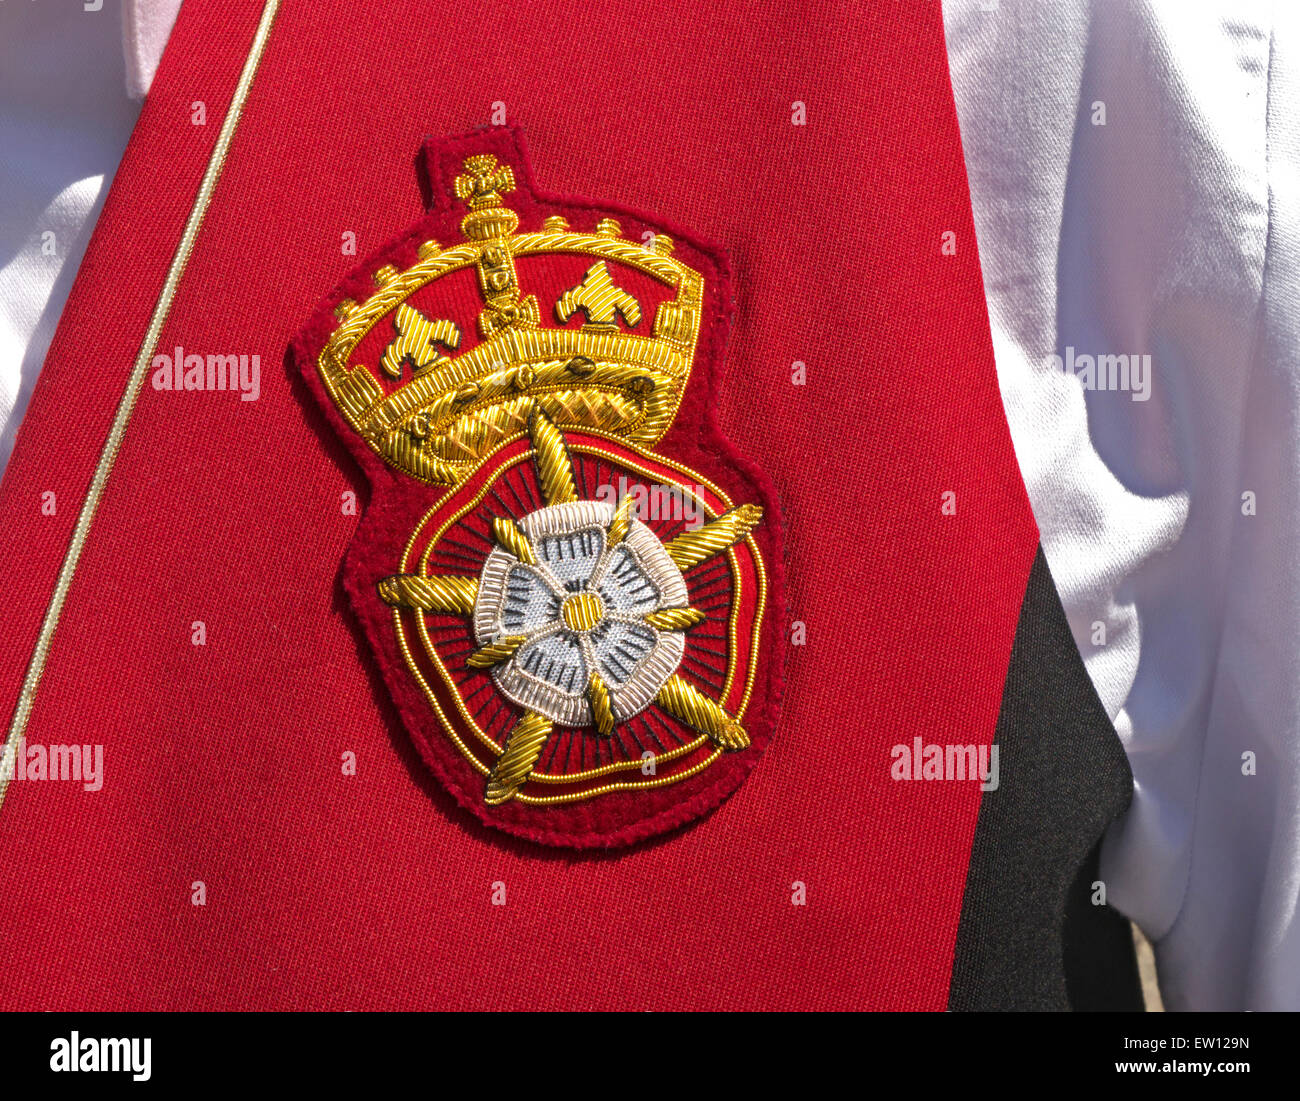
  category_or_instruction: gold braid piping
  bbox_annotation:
[485,711,552,804]
[0,0,283,815]
[515,748,723,803]
[655,674,750,751]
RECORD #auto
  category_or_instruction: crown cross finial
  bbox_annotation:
[454,155,515,211]
[556,262,642,331]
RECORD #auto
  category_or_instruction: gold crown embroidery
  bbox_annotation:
[317,153,702,488]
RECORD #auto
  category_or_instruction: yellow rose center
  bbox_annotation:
[561,591,605,632]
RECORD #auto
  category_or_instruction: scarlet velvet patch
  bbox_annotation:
[292,126,785,848]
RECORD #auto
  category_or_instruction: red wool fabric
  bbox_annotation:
[0,1,1037,1009]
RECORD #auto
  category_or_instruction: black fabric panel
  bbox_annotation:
[1062,842,1144,1009]
[947,546,1142,1011]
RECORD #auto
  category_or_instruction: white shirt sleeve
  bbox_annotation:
[944,0,1300,1009]
[0,0,177,470]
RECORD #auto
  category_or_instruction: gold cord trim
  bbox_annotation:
[467,634,526,670]
[379,573,477,615]
[485,711,552,804]
[514,747,724,803]
[0,0,282,815]
[528,405,577,505]
[644,606,706,631]
[655,674,750,751]
[606,493,636,547]
[587,671,615,736]
[491,516,536,564]
[662,504,763,572]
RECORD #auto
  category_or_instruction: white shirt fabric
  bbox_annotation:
[3,0,1298,1010]
[0,0,177,469]
[945,0,1300,1010]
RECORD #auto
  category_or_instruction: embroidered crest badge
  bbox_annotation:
[294,126,783,847]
